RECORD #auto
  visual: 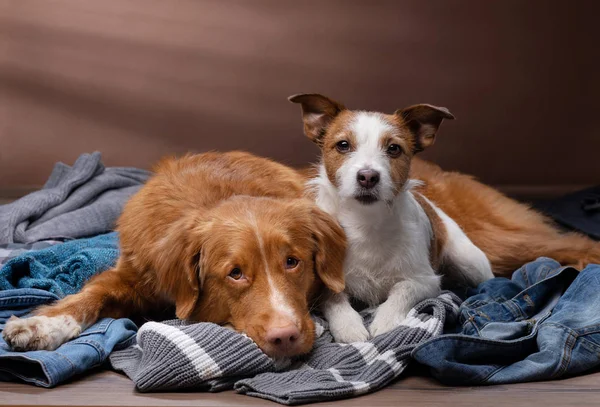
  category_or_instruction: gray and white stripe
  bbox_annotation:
[110,292,461,405]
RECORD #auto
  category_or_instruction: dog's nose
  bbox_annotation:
[357,169,380,189]
[265,324,300,351]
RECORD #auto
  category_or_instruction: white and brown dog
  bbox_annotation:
[290,93,600,343]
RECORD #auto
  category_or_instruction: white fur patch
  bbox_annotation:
[322,292,369,343]
[340,187,439,307]
[249,214,298,325]
[351,112,395,144]
[369,273,441,337]
[2,315,82,351]
[316,174,442,339]
[421,195,494,286]
[335,113,396,202]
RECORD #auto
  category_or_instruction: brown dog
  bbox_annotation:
[2,151,346,358]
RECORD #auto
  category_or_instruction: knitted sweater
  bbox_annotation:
[0,152,150,244]
[110,292,461,405]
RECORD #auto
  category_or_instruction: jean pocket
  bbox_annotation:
[479,320,534,340]
[68,319,114,362]
[78,319,112,336]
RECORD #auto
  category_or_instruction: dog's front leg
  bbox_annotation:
[322,292,370,343]
[369,274,441,338]
[2,262,149,351]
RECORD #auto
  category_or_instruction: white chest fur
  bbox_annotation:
[311,170,436,307]
[311,165,493,343]
[337,191,434,306]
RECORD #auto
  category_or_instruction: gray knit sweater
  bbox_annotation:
[110,292,461,405]
[0,152,151,244]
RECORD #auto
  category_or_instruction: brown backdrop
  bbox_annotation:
[1,0,598,196]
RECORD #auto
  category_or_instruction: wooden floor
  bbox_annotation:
[2,367,600,407]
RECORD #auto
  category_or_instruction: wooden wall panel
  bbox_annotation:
[0,0,598,194]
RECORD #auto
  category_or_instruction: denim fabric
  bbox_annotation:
[0,236,137,387]
[0,232,119,297]
[412,257,600,384]
[0,317,137,387]
[0,287,137,387]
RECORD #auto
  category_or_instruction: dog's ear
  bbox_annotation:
[395,104,455,153]
[288,93,346,145]
[153,214,211,320]
[310,206,346,293]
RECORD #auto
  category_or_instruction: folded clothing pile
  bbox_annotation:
[0,233,137,387]
[413,257,600,384]
[0,151,151,244]
[0,152,148,387]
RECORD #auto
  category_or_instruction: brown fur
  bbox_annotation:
[319,110,358,186]
[377,119,414,196]
[410,158,600,274]
[35,151,346,357]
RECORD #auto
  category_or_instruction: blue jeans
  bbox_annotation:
[0,288,137,387]
[412,257,600,384]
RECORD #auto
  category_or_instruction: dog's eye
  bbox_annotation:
[336,140,351,153]
[285,257,299,269]
[228,268,243,280]
[386,144,402,157]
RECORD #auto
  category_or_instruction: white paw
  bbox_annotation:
[329,309,370,343]
[2,315,81,351]
[369,302,407,338]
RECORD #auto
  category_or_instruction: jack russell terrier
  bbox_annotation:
[290,93,600,343]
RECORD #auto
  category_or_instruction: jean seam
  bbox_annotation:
[50,351,77,373]
[78,318,112,337]
[0,366,48,387]
[504,300,525,320]
[505,265,573,318]
[416,329,539,348]
[579,336,600,354]
[552,325,577,379]
[0,351,75,386]
[114,334,137,350]
[0,296,55,307]
[545,321,600,338]
[464,312,482,336]
[71,339,106,360]
[481,364,509,384]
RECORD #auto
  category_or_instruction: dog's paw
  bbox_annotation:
[2,315,81,351]
[329,310,370,343]
[369,303,407,338]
